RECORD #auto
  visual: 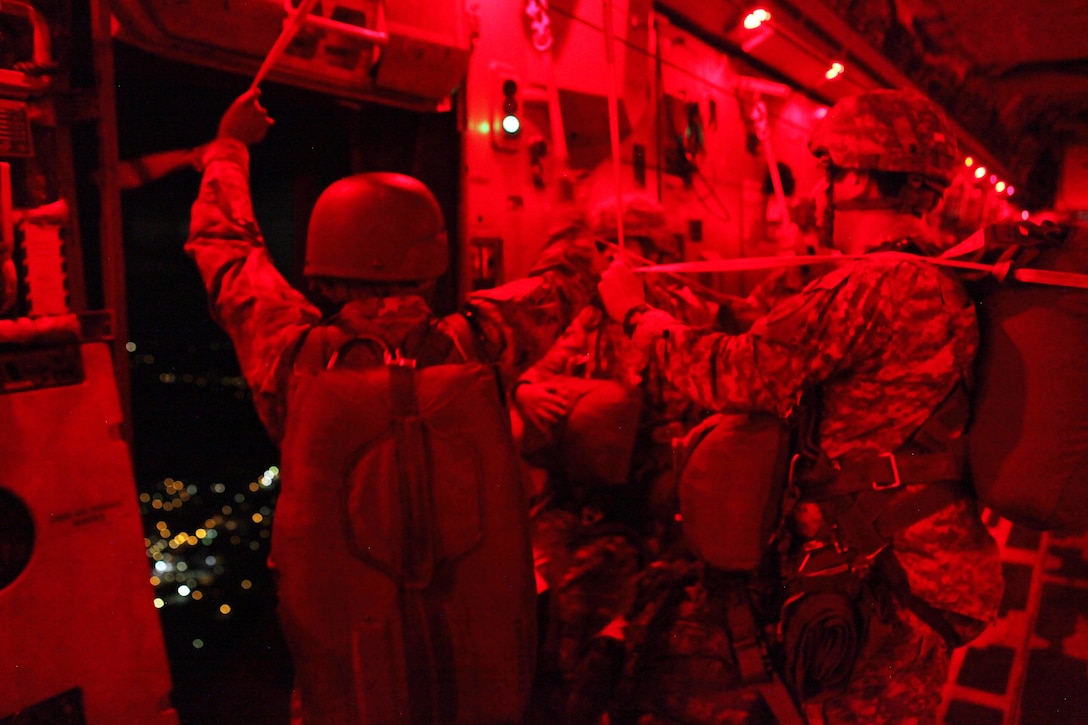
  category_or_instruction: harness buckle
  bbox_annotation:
[384,348,417,368]
[787,453,801,486]
[871,452,901,490]
[788,452,841,487]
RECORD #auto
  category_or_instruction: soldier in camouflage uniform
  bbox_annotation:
[598,90,1004,724]
[185,90,603,724]
[517,195,718,526]
[516,195,720,720]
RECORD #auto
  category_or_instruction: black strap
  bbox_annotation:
[796,382,971,555]
[801,446,965,501]
[400,320,444,365]
[876,551,965,650]
[723,588,770,686]
[390,364,434,589]
[291,323,384,373]
[458,302,501,363]
[388,362,460,724]
[910,383,971,454]
[871,480,966,539]
[828,479,967,562]
[718,580,807,725]
[303,316,461,372]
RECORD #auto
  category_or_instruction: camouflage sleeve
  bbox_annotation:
[644,277,719,328]
[517,305,600,386]
[628,256,915,418]
[715,264,823,333]
[465,233,601,388]
[184,138,321,442]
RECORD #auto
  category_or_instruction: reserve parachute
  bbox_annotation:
[674,412,791,571]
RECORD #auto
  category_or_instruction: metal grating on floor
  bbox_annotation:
[940,514,1088,724]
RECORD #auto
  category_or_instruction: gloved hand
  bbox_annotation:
[514,381,574,431]
[597,259,646,323]
[217,89,274,146]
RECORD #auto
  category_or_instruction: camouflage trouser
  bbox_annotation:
[551,529,643,674]
[530,506,644,721]
[609,560,780,725]
[817,598,950,725]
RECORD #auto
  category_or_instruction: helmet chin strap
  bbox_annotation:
[821,167,937,247]
[820,164,836,248]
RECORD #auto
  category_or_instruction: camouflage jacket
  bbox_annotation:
[185,138,600,444]
[518,280,719,431]
[626,251,1003,625]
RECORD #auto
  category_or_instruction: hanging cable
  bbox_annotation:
[602,0,626,252]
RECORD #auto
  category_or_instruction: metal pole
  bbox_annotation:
[249,0,322,91]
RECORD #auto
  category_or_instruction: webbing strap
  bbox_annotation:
[722,590,807,725]
[797,380,970,558]
[871,480,965,539]
[723,595,769,686]
[756,680,808,725]
[829,479,966,561]
[634,251,1088,290]
[388,363,460,724]
[390,364,435,590]
[436,312,477,363]
[801,448,964,500]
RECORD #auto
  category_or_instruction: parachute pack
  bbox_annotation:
[945,220,1088,531]
[275,315,537,724]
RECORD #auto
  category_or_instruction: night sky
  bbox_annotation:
[112,45,354,724]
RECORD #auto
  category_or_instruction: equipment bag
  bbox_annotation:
[275,317,537,725]
[519,376,643,487]
[944,221,1088,531]
[674,412,792,572]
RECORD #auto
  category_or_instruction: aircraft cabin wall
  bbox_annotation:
[461,0,833,299]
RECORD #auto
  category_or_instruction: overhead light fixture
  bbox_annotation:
[1006,185,1015,196]
[824,61,845,81]
[989,174,998,184]
[739,9,774,52]
[974,166,987,179]
[964,157,974,167]
[995,181,1007,193]
[738,8,774,52]
[743,8,771,30]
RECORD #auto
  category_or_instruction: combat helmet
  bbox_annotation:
[808,90,958,191]
[305,172,448,282]
[587,193,678,260]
